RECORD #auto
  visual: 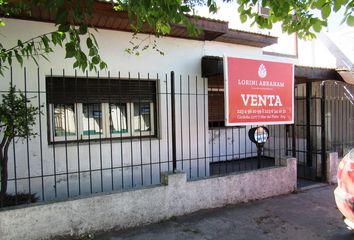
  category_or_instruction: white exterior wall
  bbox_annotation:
[0,18,287,200]
[0,19,261,199]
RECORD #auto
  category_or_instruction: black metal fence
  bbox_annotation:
[324,81,354,156]
[287,81,354,181]
[0,67,287,208]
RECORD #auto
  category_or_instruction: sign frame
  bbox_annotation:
[224,55,294,126]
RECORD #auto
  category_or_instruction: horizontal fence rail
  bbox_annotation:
[0,67,288,208]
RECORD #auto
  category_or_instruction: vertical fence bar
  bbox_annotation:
[10,67,18,205]
[148,73,153,184]
[238,127,241,171]
[119,71,124,189]
[98,71,103,192]
[86,71,93,194]
[203,77,207,176]
[225,119,228,172]
[195,76,199,178]
[171,71,177,173]
[180,75,184,171]
[157,73,161,181]
[188,75,191,177]
[232,127,235,171]
[128,72,134,187]
[108,71,114,191]
[165,74,170,172]
[24,67,32,196]
[341,88,343,151]
[74,70,81,195]
[62,69,70,198]
[306,82,312,167]
[50,69,58,198]
[292,123,296,157]
[321,83,326,181]
[138,72,143,186]
[37,68,44,200]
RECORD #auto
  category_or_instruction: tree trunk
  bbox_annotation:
[0,136,11,196]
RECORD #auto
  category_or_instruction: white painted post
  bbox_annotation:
[326,152,339,184]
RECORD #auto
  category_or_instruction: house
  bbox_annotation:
[0,1,353,239]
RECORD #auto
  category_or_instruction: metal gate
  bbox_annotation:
[287,80,354,181]
[287,82,326,181]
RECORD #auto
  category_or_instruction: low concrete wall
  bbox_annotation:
[0,158,296,240]
[326,152,339,184]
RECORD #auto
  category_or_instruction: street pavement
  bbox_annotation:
[94,185,353,240]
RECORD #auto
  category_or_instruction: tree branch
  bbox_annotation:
[1,31,57,55]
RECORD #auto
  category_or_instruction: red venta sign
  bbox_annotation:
[224,56,294,126]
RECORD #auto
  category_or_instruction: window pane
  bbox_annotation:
[82,103,103,136]
[133,102,152,133]
[109,104,128,134]
[53,104,76,137]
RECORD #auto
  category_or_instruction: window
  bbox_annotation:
[208,75,225,128]
[46,77,157,142]
[109,103,129,136]
[50,103,77,141]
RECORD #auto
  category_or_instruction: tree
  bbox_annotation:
[237,0,354,38]
[0,0,353,73]
[0,85,41,196]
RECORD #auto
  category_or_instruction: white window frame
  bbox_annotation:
[49,101,155,142]
[81,103,106,140]
[131,101,155,137]
[49,103,79,142]
[105,103,131,138]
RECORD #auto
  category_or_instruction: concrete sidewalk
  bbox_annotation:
[94,186,353,240]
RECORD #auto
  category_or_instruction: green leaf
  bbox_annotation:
[180,5,190,13]
[17,40,23,48]
[79,25,88,35]
[15,52,23,66]
[86,38,93,48]
[41,35,50,49]
[51,32,58,45]
[313,20,322,32]
[7,52,12,65]
[315,0,326,9]
[65,42,76,58]
[58,24,70,33]
[240,14,247,23]
[89,47,97,56]
[99,61,107,70]
[73,61,79,68]
[347,15,354,26]
[92,56,100,64]
[321,4,331,19]
[333,0,342,12]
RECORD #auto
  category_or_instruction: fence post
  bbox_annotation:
[171,71,177,172]
[321,83,326,181]
[306,82,312,167]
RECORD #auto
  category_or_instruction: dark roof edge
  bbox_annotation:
[295,65,344,83]
[7,1,277,48]
[201,56,346,83]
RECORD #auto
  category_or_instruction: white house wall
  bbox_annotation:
[1,18,278,201]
